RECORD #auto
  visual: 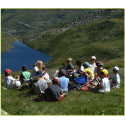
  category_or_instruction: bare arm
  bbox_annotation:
[68,69,74,72]
[16,75,20,80]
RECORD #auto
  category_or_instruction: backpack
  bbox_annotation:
[74,76,87,85]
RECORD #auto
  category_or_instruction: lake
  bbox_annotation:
[1,41,51,74]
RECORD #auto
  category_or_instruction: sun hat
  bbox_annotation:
[113,66,119,71]
[96,61,104,66]
[91,56,96,60]
[5,69,12,73]
[101,69,108,75]
[67,58,73,62]
[52,77,60,83]
[59,69,66,76]
[36,71,43,77]
[83,62,90,68]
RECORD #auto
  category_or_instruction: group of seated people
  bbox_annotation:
[4,56,121,102]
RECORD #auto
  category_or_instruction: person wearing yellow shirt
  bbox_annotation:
[82,62,94,81]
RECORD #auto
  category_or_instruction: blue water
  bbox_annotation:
[1,41,51,74]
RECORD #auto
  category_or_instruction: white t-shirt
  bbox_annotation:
[30,66,38,79]
[43,71,50,82]
[4,76,21,89]
[80,66,84,72]
[99,77,110,93]
[89,63,97,73]
[76,66,84,73]
[112,74,120,88]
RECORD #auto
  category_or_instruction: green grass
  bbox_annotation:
[1,10,124,115]
[1,70,124,115]
[24,17,124,69]
[1,9,93,39]
[1,33,18,52]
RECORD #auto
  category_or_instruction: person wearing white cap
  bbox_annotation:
[89,56,97,73]
[109,66,120,88]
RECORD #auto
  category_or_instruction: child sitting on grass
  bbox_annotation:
[82,69,110,93]
[80,69,101,91]
[20,65,30,84]
[109,66,120,88]
[29,71,48,95]
[89,56,97,73]
[42,65,50,83]
[82,62,94,81]
[43,77,66,102]
[72,60,84,80]
[59,69,69,92]
[76,60,84,74]
[94,61,104,75]
[30,60,43,80]
[4,69,21,89]
[62,58,74,77]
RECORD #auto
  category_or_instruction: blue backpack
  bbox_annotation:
[74,76,87,85]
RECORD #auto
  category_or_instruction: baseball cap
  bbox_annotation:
[91,56,96,60]
[5,69,12,73]
[83,62,90,68]
[96,61,104,66]
[113,66,119,71]
[52,77,60,83]
[36,71,43,77]
[59,69,66,76]
[67,58,73,62]
[101,69,108,75]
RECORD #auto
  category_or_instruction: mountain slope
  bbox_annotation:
[1,9,93,39]
[22,10,124,68]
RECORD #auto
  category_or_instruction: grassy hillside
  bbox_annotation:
[1,9,93,39]
[1,70,124,115]
[1,33,18,52]
[2,9,123,39]
[23,17,124,69]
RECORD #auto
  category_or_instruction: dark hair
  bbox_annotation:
[76,60,82,67]
[100,71,104,75]
[59,68,66,76]
[113,69,118,73]
[22,66,28,71]
[52,80,58,85]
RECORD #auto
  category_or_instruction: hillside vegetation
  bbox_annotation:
[1,9,93,39]
[1,33,18,52]
[22,15,124,69]
[1,9,124,116]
